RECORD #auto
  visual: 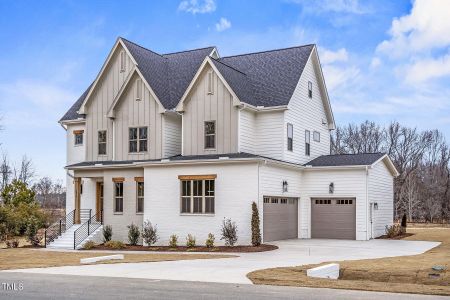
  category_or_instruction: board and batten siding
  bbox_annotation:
[113,73,163,160]
[85,43,134,161]
[301,168,368,240]
[368,161,394,238]
[284,54,331,164]
[182,66,239,155]
[162,113,182,157]
[258,164,302,240]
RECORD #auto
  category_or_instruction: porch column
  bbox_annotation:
[74,177,81,224]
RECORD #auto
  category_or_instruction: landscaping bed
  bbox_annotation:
[87,243,278,253]
[248,228,450,296]
[376,232,414,240]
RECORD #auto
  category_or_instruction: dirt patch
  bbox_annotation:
[248,228,450,296]
[88,244,278,253]
[0,248,235,271]
[376,232,414,240]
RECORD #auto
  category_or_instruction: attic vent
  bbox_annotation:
[136,79,142,101]
[207,71,214,95]
[120,50,126,73]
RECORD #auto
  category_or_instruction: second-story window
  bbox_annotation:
[129,127,148,153]
[120,50,126,73]
[305,130,311,156]
[308,81,313,98]
[98,130,107,155]
[136,78,142,101]
[313,131,320,142]
[74,130,84,146]
[204,121,216,149]
[287,123,293,151]
[207,71,214,94]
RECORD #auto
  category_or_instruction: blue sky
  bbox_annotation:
[0,0,449,183]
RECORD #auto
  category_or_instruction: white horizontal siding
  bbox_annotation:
[254,111,284,160]
[239,109,256,153]
[369,161,394,238]
[302,168,368,240]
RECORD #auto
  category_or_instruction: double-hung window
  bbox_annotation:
[114,181,124,213]
[98,130,107,155]
[180,176,216,214]
[129,127,148,153]
[305,130,311,156]
[287,123,293,151]
[136,181,144,214]
[74,130,83,146]
[308,81,313,98]
[204,121,216,149]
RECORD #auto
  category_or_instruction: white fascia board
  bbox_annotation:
[240,103,288,112]
[303,165,368,171]
[371,154,400,177]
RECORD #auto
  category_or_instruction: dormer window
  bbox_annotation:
[120,50,126,73]
[308,81,312,98]
[74,130,84,146]
[207,71,214,94]
[136,78,142,101]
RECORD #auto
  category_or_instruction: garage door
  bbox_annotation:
[263,196,298,242]
[311,198,356,240]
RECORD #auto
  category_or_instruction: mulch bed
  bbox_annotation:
[87,244,278,253]
[376,232,414,240]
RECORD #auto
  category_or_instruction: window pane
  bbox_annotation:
[98,131,106,143]
[181,198,190,213]
[139,127,147,139]
[137,182,144,197]
[305,130,310,143]
[287,124,293,138]
[129,141,137,153]
[129,128,137,140]
[99,143,106,155]
[137,198,144,213]
[205,197,214,213]
[139,139,148,152]
[75,134,83,145]
[193,180,202,196]
[205,121,215,134]
[182,180,191,197]
[193,197,202,213]
[205,180,214,196]
[205,135,215,149]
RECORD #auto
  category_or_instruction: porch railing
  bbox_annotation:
[44,209,75,247]
[73,210,103,249]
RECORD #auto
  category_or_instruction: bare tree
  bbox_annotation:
[0,153,12,192]
[13,155,35,185]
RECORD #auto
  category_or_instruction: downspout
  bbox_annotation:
[112,119,116,160]
[365,165,370,240]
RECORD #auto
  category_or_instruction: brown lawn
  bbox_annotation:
[248,228,450,296]
[0,248,234,270]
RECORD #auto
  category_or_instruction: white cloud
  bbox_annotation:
[178,0,216,14]
[370,57,381,68]
[320,48,348,64]
[377,0,450,57]
[215,17,231,32]
[404,52,450,83]
[322,65,360,92]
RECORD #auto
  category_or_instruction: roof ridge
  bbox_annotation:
[221,44,315,59]
[120,37,166,59]
[163,46,216,56]
[212,57,246,75]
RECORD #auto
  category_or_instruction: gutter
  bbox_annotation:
[241,103,288,112]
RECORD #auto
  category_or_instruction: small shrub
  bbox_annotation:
[103,225,112,242]
[142,221,159,246]
[186,234,196,248]
[104,240,125,249]
[251,202,261,247]
[6,238,19,248]
[385,224,402,238]
[127,223,140,246]
[25,217,43,247]
[205,233,215,248]
[221,218,238,246]
[83,240,96,250]
[169,234,178,248]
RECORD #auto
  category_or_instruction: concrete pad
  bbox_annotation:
[80,254,124,264]
[3,239,440,284]
[307,263,339,279]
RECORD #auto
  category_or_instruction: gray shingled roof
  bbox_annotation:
[60,39,315,121]
[305,153,385,167]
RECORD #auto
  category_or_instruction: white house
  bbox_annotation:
[55,37,398,249]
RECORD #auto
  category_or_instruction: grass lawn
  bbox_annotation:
[248,228,450,296]
[0,248,234,271]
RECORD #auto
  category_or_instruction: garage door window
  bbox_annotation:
[315,199,331,204]
[271,198,279,204]
[280,198,287,204]
[264,197,270,203]
[337,199,353,205]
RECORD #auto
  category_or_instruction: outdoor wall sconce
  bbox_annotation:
[374,202,379,210]
[282,180,288,193]
[329,182,334,194]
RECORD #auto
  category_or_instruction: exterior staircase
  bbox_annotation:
[47,224,82,249]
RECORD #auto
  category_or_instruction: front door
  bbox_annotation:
[96,182,104,222]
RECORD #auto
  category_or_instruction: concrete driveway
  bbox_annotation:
[4,239,439,284]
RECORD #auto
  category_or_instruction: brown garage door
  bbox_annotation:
[311,198,356,240]
[263,197,298,242]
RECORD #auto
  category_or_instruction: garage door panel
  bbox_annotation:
[263,197,298,242]
[311,198,356,240]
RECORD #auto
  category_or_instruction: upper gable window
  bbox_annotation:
[308,81,313,98]
[98,130,107,155]
[129,127,148,153]
[204,121,216,149]
[74,130,84,146]
[120,50,126,73]
[207,71,214,95]
[287,123,293,151]
[136,79,142,101]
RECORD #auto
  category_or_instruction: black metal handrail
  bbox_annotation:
[73,210,103,249]
[44,209,75,247]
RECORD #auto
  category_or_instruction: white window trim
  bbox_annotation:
[129,127,148,153]
[114,182,124,214]
[136,181,144,214]
[180,179,215,215]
